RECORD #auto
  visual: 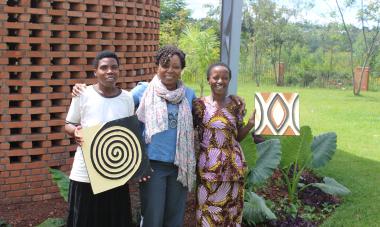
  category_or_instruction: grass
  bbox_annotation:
[187,81,380,227]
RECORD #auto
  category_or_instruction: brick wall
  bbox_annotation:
[0,0,160,204]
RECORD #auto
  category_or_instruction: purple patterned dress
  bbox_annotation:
[193,97,247,227]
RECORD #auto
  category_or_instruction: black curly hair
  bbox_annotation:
[206,62,231,80]
[93,51,120,68]
[155,45,186,69]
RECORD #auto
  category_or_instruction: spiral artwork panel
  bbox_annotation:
[82,115,150,194]
[91,126,141,180]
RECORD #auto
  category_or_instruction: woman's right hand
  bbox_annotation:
[72,83,87,97]
[74,125,84,146]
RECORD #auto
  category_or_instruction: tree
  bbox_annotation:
[335,0,380,95]
[160,0,188,22]
[159,0,191,46]
[179,25,219,96]
[244,0,304,86]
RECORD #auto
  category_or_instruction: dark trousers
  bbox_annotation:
[139,161,188,227]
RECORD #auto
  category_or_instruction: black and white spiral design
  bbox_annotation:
[90,126,142,180]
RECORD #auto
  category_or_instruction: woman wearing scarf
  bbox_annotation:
[132,45,196,227]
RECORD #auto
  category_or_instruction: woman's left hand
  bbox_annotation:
[248,109,256,128]
[229,95,246,115]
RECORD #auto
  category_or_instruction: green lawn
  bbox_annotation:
[188,82,380,227]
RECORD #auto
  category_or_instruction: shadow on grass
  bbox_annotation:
[319,149,380,227]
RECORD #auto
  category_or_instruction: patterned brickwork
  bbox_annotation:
[0,0,160,204]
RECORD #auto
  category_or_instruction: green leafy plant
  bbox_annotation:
[243,139,282,225]
[279,126,350,204]
[321,202,337,214]
[37,218,65,227]
[49,168,69,202]
[0,219,11,227]
[300,205,319,222]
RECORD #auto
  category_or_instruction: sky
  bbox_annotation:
[186,0,216,19]
[185,0,361,26]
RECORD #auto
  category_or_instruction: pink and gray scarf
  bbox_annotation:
[136,75,195,191]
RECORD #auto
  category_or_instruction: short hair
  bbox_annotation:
[156,45,186,69]
[93,51,120,68]
[206,62,231,80]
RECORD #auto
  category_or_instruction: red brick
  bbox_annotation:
[31,194,43,201]
[47,160,61,167]
[27,107,47,114]
[48,146,66,154]
[26,175,46,182]
[40,127,51,133]
[1,171,10,177]
[0,184,11,191]
[29,94,48,100]
[47,186,59,193]
[7,94,27,100]
[42,193,53,200]
[5,176,26,184]
[20,141,32,149]
[47,133,66,140]
[27,134,47,141]
[67,11,84,17]
[41,140,52,148]
[26,23,45,30]
[6,190,27,197]
[10,170,20,177]
[31,168,48,175]
[10,183,30,191]
[29,65,48,72]
[26,161,46,169]
[7,149,28,156]
[4,135,26,142]
[21,169,31,176]
[1,128,10,136]
[26,8,48,14]
[1,114,11,121]
[26,187,47,195]
[27,148,46,155]
[30,181,44,188]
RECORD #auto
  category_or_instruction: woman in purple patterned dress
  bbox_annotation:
[193,63,255,226]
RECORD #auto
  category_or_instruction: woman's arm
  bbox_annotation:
[237,110,255,142]
[65,123,83,145]
[71,83,87,97]
[230,95,246,115]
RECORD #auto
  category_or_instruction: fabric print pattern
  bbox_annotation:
[193,97,247,227]
[193,98,247,182]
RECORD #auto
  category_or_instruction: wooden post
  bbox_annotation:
[354,66,370,91]
[277,62,285,86]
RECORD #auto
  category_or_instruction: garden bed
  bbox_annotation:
[251,169,341,227]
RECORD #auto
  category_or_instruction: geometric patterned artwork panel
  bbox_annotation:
[254,92,300,136]
[81,115,150,194]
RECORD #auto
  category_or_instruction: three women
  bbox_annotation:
[68,47,255,227]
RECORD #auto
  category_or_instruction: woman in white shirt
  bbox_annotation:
[65,51,134,227]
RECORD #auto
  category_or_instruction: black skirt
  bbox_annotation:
[67,180,132,227]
